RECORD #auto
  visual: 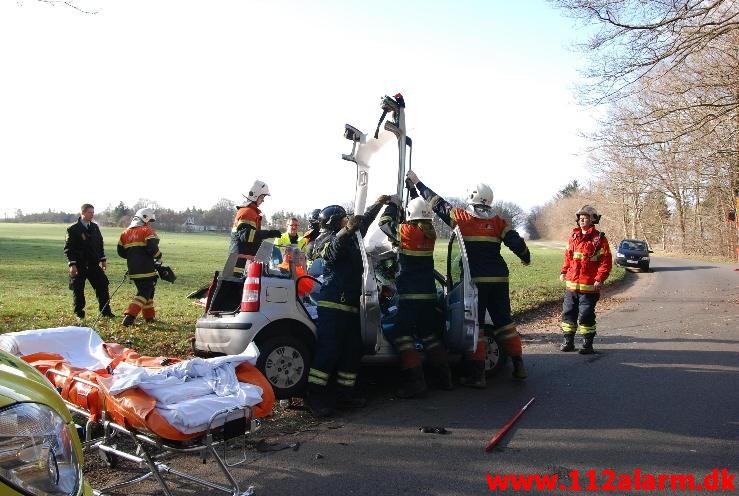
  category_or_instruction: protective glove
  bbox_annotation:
[406,170,420,185]
[347,215,364,232]
[267,230,282,238]
[376,195,391,205]
[405,178,419,199]
[388,194,401,206]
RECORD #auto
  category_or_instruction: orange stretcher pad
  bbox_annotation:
[22,343,275,442]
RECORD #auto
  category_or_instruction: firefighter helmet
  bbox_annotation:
[244,180,270,203]
[134,208,156,223]
[466,183,494,207]
[406,197,433,221]
[575,205,601,224]
[319,205,347,232]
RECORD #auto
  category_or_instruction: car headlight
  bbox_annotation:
[0,403,80,496]
[616,253,625,258]
[640,256,649,261]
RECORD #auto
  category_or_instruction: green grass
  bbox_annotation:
[0,224,625,357]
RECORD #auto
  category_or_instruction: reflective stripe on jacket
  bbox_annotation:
[561,226,612,293]
[117,225,161,279]
[275,232,308,251]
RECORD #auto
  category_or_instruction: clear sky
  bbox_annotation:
[0,0,595,220]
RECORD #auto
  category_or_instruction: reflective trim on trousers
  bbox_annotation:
[473,276,509,283]
[308,368,329,386]
[317,300,359,313]
[561,322,577,334]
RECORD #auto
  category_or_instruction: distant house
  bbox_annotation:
[182,216,219,232]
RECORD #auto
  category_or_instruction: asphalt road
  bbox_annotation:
[99,256,739,495]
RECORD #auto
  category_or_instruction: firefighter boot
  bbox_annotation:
[305,389,334,417]
[579,334,595,354]
[425,346,453,390]
[560,333,576,352]
[511,356,528,380]
[396,367,427,399]
[121,314,136,327]
[459,361,486,389]
[336,390,368,409]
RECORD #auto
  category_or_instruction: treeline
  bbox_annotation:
[542,0,738,258]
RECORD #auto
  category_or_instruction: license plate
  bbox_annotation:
[626,260,638,264]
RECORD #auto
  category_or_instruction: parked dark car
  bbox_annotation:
[615,239,652,271]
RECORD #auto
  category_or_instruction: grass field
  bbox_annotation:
[0,223,624,357]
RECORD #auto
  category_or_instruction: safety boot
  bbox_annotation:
[305,391,334,417]
[336,389,367,409]
[396,367,427,399]
[459,361,486,389]
[74,310,85,320]
[425,346,453,390]
[121,314,136,327]
[578,334,595,354]
[560,333,575,352]
[511,357,528,380]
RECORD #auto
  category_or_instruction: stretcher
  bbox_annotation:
[0,327,275,496]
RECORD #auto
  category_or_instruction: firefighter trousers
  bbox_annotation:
[125,277,157,320]
[69,264,111,315]
[385,294,444,360]
[472,282,523,360]
[308,305,363,397]
[561,290,599,335]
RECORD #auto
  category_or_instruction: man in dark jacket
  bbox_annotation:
[305,196,389,417]
[64,203,113,319]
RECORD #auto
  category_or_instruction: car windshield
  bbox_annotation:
[621,241,647,251]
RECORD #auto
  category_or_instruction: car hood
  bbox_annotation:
[0,350,71,420]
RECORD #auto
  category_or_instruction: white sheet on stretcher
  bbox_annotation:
[109,343,263,434]
[0,326,112,370]
[0,327,266,435]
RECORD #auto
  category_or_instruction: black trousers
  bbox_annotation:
[133,278,157,301]
[308,306,363,395]
[70,264,110,314]
[477,282,513,330]
[561,290,600,335]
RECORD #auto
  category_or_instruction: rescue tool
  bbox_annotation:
[484,396,536,452]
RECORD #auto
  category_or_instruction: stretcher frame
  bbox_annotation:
[45,367,259,496]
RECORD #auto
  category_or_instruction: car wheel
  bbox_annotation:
[256,333,311,399]
[484,332,508,376]
[641,263,650,272]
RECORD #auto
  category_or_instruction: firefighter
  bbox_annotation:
[303,208,322,247]
[229,180,281,276]
[275,217,308,251]
[64,203,114,319]
[559,205,612,354]
[378,191,453,398]
[118,208,163,326]
[407,171,531,385]
[305,196,389,417]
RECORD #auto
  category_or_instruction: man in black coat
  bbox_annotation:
[64,203,114,319]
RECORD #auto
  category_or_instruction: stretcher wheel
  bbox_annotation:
[100,444,119,468]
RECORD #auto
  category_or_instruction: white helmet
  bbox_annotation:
[406,197,433,221]
[244,180,270,203]
[575,204,600,224]
[466,183,494,207]
[129,208,156,228]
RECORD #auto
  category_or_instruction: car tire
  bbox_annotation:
[484,330,508,376]
[256,332,312,400]
[640,263,650,272]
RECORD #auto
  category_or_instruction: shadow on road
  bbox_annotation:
[649,265,717,272]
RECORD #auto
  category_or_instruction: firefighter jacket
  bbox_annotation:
[561,226,612,293]
[64,218,106,268]
[229,203,281,256]
[316,200,383,313]
[117,225,161,279]
[276,232,308,251]
[417,182,530,284]
[379,203,437,299]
